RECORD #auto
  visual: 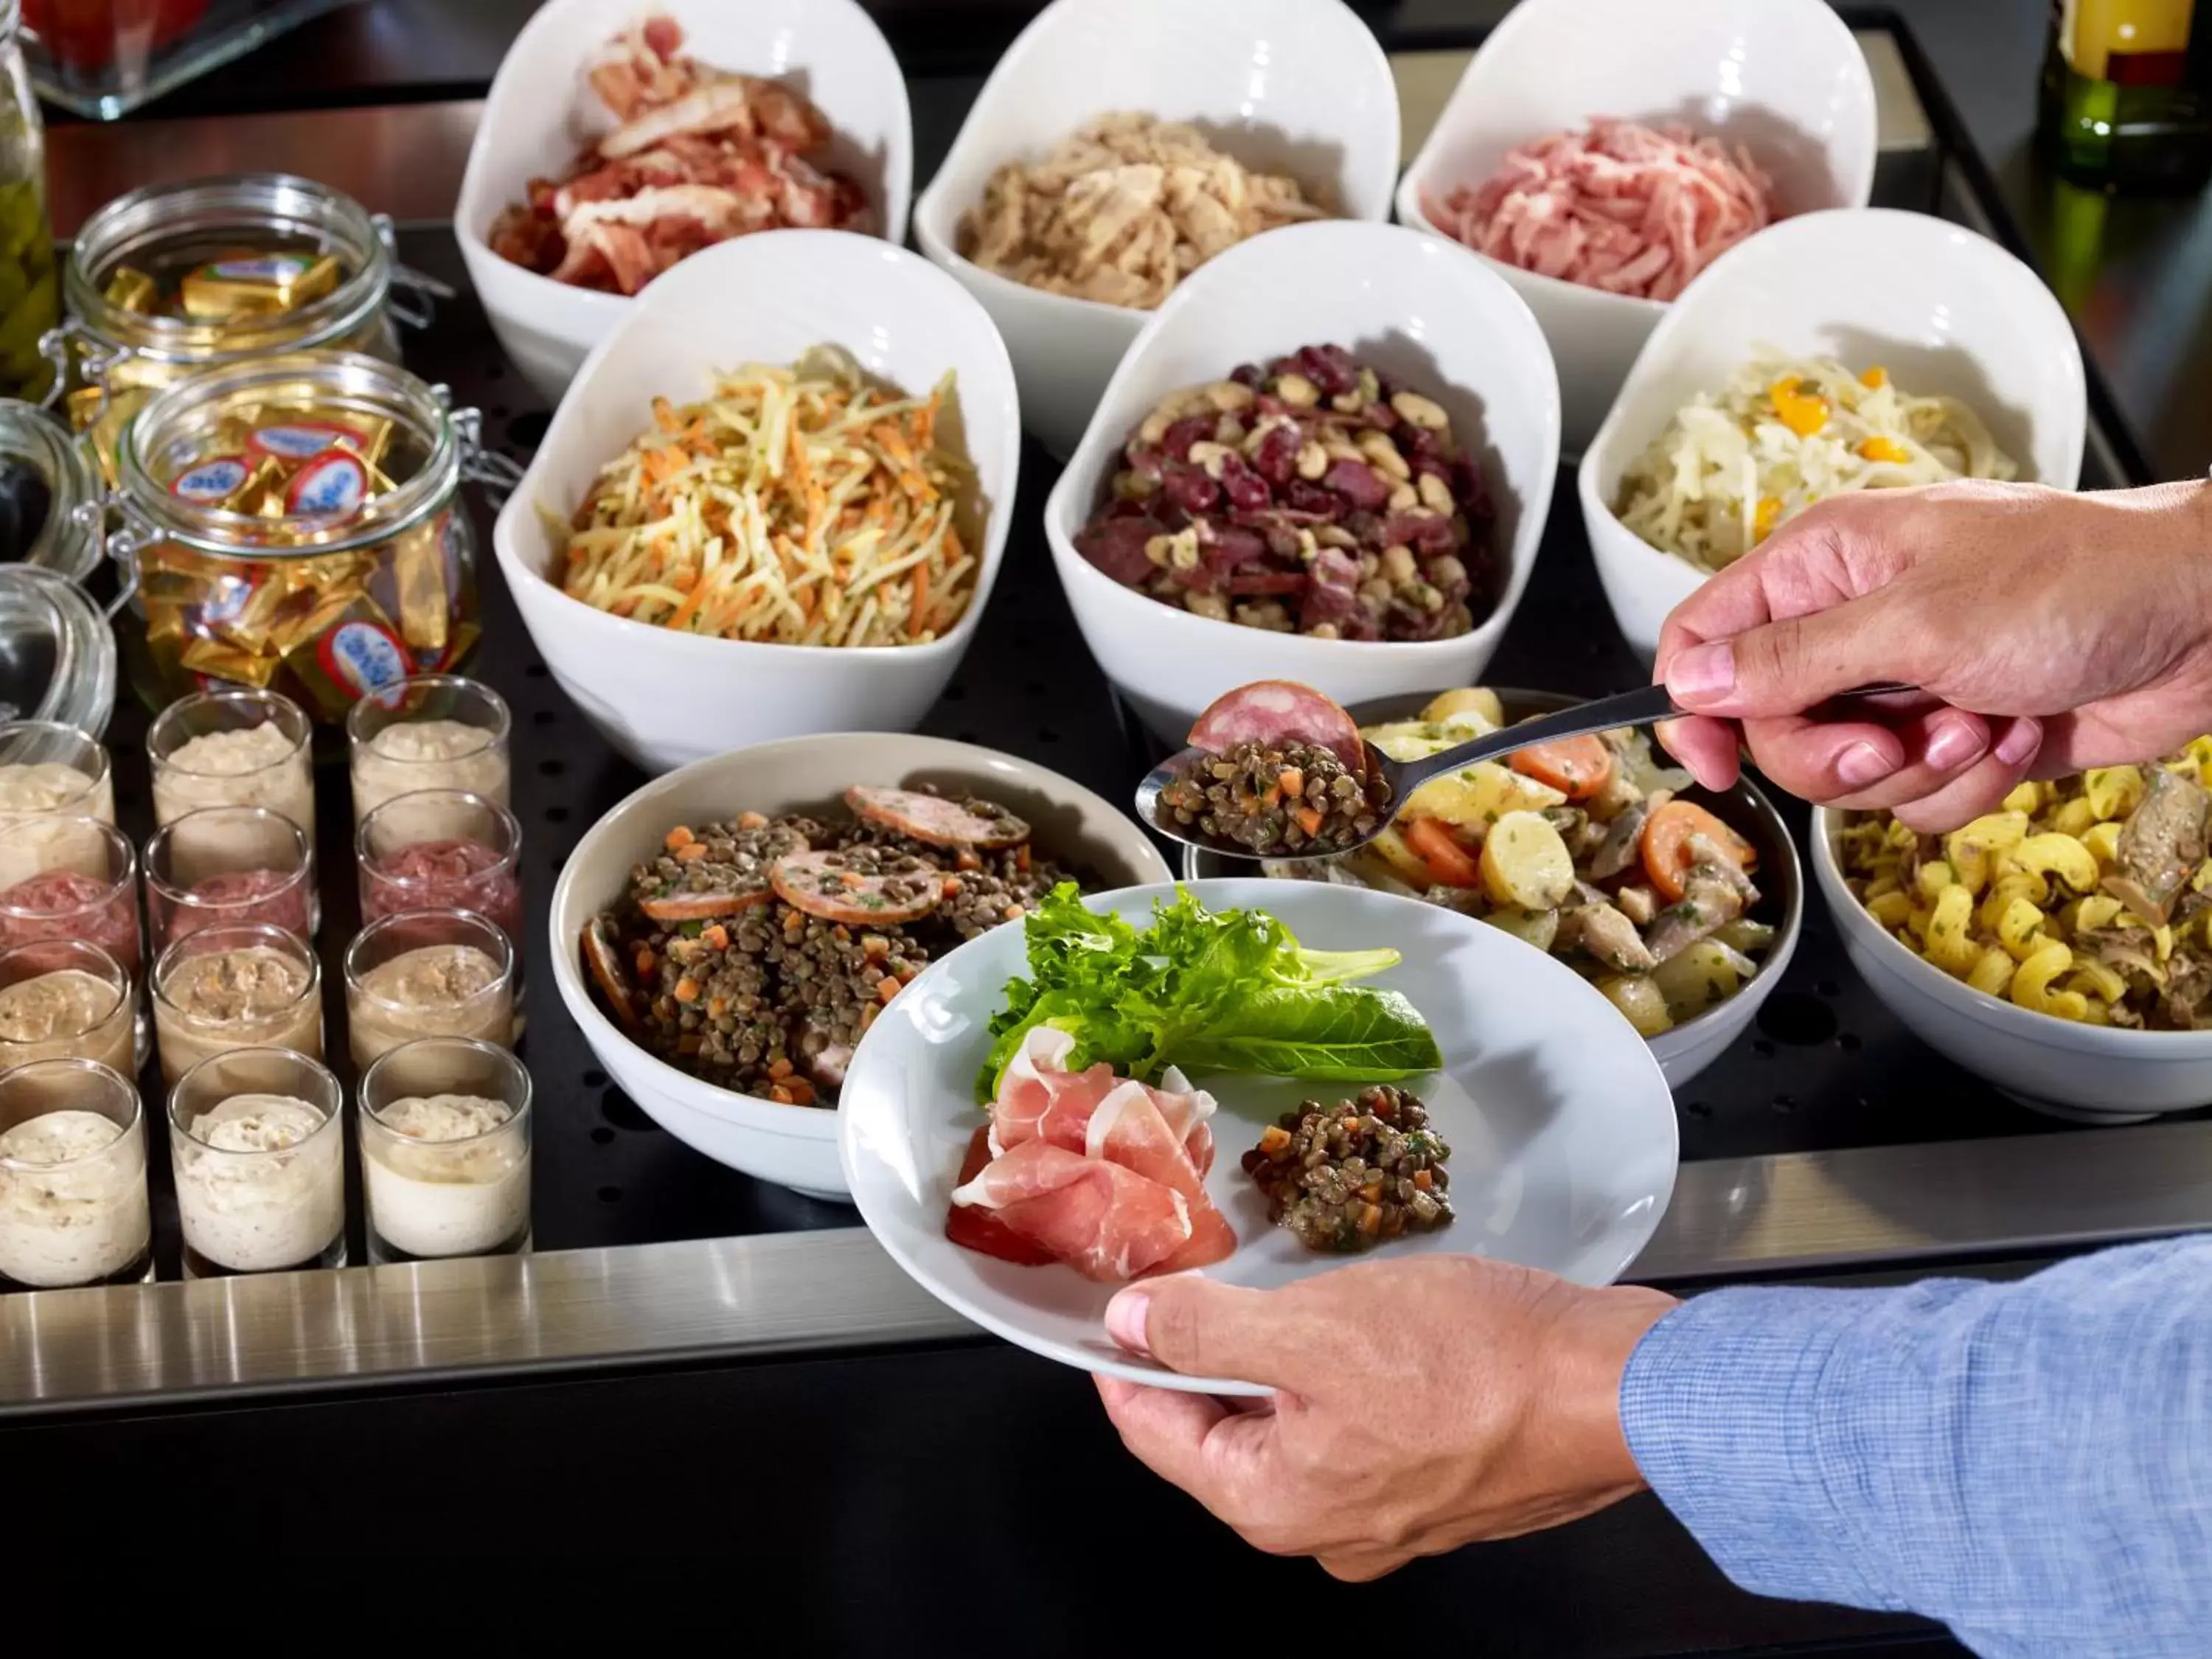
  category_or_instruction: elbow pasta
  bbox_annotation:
[1839,742,2212,1030]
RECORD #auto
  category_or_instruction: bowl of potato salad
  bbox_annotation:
[1818,745,2212,1121]
[1185,686,1801,1087]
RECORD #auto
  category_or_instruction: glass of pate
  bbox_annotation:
[347,675,512,826]
[144,804,317,952]
[0,817,141,978]
[0,1058,151,1290]
[147,687,316,840]
[168,1046,345,1278]
[151,920,321,1089]
[356,788,524,947]
[358,1036,532,1262]
[343,907,516,1069]
[0,720,115,891]
[0,938,133,1076]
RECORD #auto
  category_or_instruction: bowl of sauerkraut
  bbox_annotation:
[1577,208,2086,658]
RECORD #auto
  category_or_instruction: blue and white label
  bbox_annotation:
[170,456,249,504]
[206,254,313,283]
[201,578,257,627]
[250,423,354,462]
[285,453,369,517]
[318,620,408,699]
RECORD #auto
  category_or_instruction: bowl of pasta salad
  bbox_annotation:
[1815,745,2212,1121]
[1185,685,1802,1088]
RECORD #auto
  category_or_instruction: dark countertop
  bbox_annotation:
[76,0,2212,485]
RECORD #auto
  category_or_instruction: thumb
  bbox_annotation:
[1664,592,1915,718]
[1106,1276,1304,1389]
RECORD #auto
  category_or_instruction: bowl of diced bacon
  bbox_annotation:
[839,877,1678,1394]
[1396,0,1877,454]
[456,0,913,406]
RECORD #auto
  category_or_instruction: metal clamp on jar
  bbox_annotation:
[101,350,521,721]
[41,173,453,481]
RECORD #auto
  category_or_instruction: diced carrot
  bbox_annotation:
[941,877,963,897]
[1278,768,1304,799]
[706,997,727,1019]
[861,934,890,959]
[1257,1124,1293,1155]
[1858,436,1910,465]
[877,975,901,1004]
[633,947,655,975]
[1402,817,1484,888]
[1357,1203,1382,1237]
[1294,805,1326,838]
[1640,800,1756,902]
[1509,734,1614,799]
[768,1085,793,1105]
[1015,846,1030,873]
[1360,1179,1385,1203]
[1413,1169,1434,1192]
[737,810,768,830]
[767,1057,794,1080]
[664,827,695,851]
[956,850,981,873]
[675,842,708,863]
[701,924,730,950]
[1003,904,1025,922]
[673,977,700,1004]
[840,871,866,889]
[785,1079,816,1106]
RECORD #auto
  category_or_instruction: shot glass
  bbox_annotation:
[345,908,517,1069]
[169,1046,345,1279]
[152,921,322,1089]
[145,805,318,952]
[148,688,316,839]
[0,818,140,977]
[0,720,115,891]
[357,789,524,946]
[0,939,134,1077]
[0,1058,150,1290]
[347,675,512,824]
[359,1037,532,1263]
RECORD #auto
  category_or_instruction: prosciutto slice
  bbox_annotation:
[953,1029,1235,1279]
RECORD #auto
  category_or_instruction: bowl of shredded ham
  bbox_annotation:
[1396,0,1876,452]
[494,230,1019,775]
[1578,207,2085,659]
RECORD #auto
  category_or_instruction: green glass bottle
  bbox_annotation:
[2040,0,2212,191]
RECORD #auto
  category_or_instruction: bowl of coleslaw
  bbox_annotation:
[1577,207,2086,660]
[1396,0,1877,455]
[492,230,1019,774]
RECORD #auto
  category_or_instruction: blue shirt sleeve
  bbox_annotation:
[1619,1235,2212,1659]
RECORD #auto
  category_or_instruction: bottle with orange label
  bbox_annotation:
[2040,0,2212,189]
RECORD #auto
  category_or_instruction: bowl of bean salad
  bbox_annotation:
[551,733,1172,1199]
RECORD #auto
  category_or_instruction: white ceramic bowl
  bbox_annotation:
[1181,689,1802,1091]
[912,0,1399,460]
[492,231,1020,775]
[1397,0,1877,454]
[551,734,1175,1200]
[1042,219,1559,746]
[456,0,913,406]
[1578,208,2087,661]
[1812,807,2212,1122]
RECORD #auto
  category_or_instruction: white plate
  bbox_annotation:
[839,878,1677,1394]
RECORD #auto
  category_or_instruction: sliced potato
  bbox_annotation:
[1480,810,1576,911]
[1404,761,1566,830]
[1366,720,1457,762]
[1599,973,1674,1037]
[1481,905,1559,953]
[1651,940,1745,1021]
[1418,687,1504,730]
[1714,917,1776,955]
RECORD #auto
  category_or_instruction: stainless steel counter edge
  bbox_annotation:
[8,1121,2212,1416]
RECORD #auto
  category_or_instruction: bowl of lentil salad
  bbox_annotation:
[1183,687,1803,1089]
[493,231,1021,776]
[550,732,1172,1198]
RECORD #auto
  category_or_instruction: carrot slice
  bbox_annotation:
[1640,801,1756,902]
[1402,817,1484,888]
[1508,735,1614,800]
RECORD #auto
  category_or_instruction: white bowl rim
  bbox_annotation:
[1812,803,2212,1054]
[1393,0,1878,319]
[910,0,1401,330]
[1041,217,1561,658]
[1573,205,2089,587]
[453,0,915,293]
[490,229,1019,666]
[549,731,1179,1138]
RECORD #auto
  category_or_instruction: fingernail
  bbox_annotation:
[1105,1290,1152,1356]
[1837,742,1896,788]
[1665,641,1736,706]
[1996,717,2042,768]
[1923,715,1988,773]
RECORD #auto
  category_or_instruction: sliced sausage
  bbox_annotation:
[1188,680,1366,776]
[580,916,640,1029]
[846,786,1029,849]
[770,850,942,925]
[637,884,772,923]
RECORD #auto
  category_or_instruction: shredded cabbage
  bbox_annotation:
[1614,350,2017,574]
